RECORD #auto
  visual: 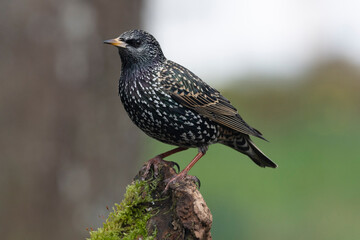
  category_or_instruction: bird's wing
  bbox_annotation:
[159,60,265,139]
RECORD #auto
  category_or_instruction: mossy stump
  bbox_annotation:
[89,160,213,240]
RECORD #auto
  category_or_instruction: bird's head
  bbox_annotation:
[104,29,166,68]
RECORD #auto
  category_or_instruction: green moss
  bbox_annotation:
[88,180,157,240]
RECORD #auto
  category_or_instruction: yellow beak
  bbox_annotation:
[103,38,127,48]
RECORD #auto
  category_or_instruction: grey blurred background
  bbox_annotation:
[1,1,360,239]
[0,1,143,239]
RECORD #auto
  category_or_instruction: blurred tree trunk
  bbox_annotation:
[0,1,143,239]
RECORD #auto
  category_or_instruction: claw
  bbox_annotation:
[189,175,201,189]
[143,156,162,179]
[163,171,187,193]
[170,161,180,173]
[162,172,201,194]
[143,156,181,180]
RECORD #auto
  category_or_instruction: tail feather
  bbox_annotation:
[224,135,277,168]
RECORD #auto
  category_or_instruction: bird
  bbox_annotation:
[104,29,277,190]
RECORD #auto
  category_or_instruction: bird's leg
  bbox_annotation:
[143,147,188,178]
[164,150,205,192]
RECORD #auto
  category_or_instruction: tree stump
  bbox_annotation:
[89,160,213,240]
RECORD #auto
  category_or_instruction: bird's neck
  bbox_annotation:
[120,58,165,81]
[118,59,165,100]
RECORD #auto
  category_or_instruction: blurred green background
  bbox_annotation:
[1,1,359,239]
[144,60,360,239]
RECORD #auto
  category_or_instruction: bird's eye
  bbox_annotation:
[126,39,142,48]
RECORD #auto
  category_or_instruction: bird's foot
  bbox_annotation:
[142,155,180,180]
[163,171,201,193]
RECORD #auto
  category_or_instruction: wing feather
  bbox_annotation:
[160,60,265,139]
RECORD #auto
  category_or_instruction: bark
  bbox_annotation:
[139,161,213,240]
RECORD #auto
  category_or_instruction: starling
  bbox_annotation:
[104,30,277,190]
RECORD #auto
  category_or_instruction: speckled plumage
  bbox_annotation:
[104,29,277,173]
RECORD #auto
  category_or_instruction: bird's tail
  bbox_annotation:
[223,135,277,168]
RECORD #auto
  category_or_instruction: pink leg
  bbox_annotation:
[164,151,205,192]
[158,147,188,158]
